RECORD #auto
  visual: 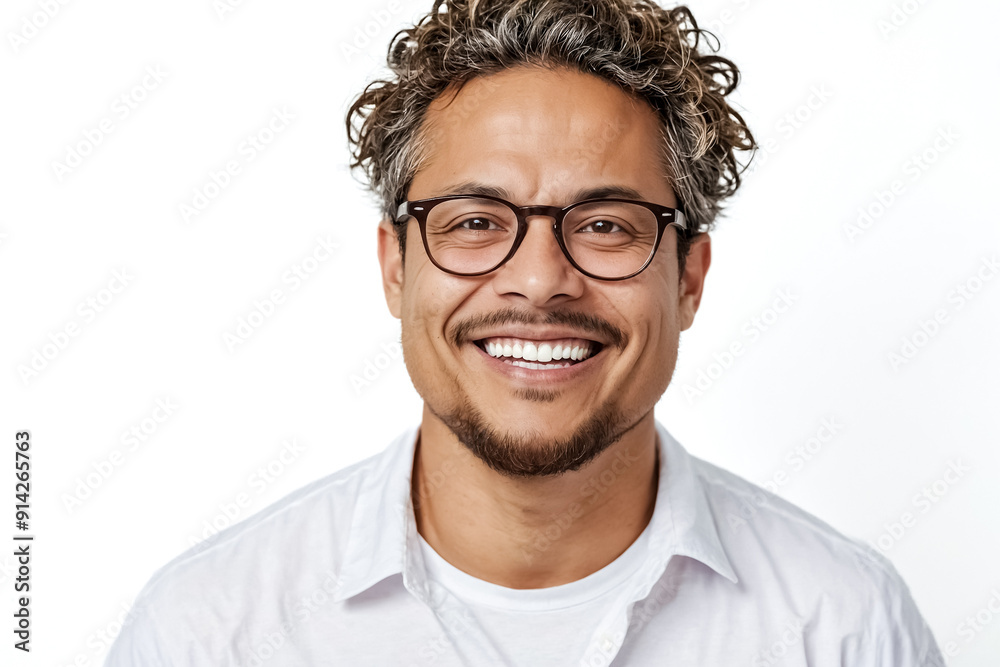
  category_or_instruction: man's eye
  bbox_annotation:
[578,220,622,234]
[456,217,501,231]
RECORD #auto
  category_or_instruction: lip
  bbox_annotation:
[469,339,603,386]
[468,325,607,346]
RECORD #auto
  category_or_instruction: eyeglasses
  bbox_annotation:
[393,194,690,281]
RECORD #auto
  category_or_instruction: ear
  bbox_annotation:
[377,219,404,319]
[677,233,711,331]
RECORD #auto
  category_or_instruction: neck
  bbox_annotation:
[411,406,659,589]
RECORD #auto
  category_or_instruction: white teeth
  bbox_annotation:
[479,338,596,363]
[507,359,573,370]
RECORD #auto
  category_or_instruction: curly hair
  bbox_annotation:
[346,0,756,274]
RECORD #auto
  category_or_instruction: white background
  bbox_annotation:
[1,0,998,664]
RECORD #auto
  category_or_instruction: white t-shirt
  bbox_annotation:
[417,519,651,665]
[105,421,945,666]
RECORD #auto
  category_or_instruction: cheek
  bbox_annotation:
[400,260,452,326]
[408,292,467,347]
[615,281,679,389]
[399,266,479,364]
[636,315,678,375]
[622,317,678,406]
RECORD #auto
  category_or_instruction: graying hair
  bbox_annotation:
[346,0,756,270]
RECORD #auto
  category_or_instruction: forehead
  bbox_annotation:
[409,66,675,206]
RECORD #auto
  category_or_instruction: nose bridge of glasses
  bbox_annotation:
[518,204,566,223]
[506,205,572,270]
[518,205,569,251]
[516,205,569,251]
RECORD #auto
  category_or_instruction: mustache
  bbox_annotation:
[449,307,627,350]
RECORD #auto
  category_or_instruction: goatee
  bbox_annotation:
[429,396,642,478]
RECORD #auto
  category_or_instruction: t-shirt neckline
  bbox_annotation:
[417,520,652,612]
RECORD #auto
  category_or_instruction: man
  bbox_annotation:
[108,1,944,664]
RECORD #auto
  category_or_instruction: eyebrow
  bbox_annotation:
[438,181,647,204]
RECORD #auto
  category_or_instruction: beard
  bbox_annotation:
[427,393,642,478]
[407,306,641,478]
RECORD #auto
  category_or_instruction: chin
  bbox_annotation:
[428,393,640,478]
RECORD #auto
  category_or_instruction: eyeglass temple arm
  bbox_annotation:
[670,208,694,237]
[394,201,411,224]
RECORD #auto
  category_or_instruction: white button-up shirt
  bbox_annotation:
[106,421,944,666]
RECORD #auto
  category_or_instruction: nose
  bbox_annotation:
[489,215,586,306]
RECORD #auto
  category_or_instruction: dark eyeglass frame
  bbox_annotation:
[393,194,691,281]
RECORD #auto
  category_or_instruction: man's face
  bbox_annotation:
[378,66,710,477]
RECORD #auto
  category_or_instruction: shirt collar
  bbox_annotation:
[333,420,737,603]
[647,422,739,585]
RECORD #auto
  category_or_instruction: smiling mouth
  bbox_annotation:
[473,336,603,370]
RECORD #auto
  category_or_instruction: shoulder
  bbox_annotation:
[689,455,943,664]
[691,455,886,582]
[105,439,399,665]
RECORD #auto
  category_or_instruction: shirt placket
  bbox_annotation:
[577,557,669,667]
[408,576,510,665]
[402,512,509,665]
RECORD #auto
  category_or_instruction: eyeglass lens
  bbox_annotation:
[423,198,659,279]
